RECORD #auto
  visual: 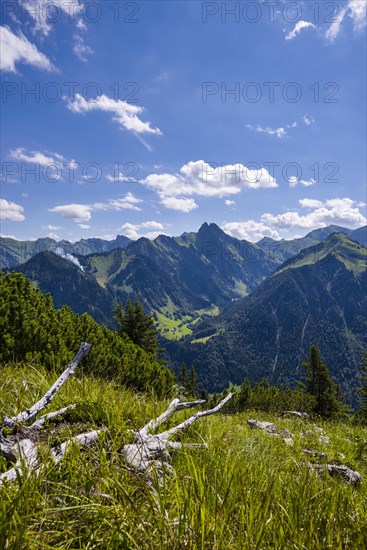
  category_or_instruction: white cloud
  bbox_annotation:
[160,196,198,212]
[0,26,55,72]
[246,123,287,138]
[48,232,60,240]
[261,197,366,230]
[0,233,18,239]
[120,221,168,240]
[289,176,317,187]
[10,147,63,166]
[326,1,366,42]
[299,199,323,209]
[303,115,315,126]
[140,160,278,212]
[106,173,138,183]
[45,224,62,231]
[225,200,236,206]
[78,224,91,229]
[23,0,84,37]
[288,176,298,188]
[73,34,93,62]
[285,21,316,41]
[66,93,162,136]
[49,203,92,222]
[0,198,25,222]
[49,193,143,222]
[222,220,281,242]
[9,147,73,181]
[349,0,367,31]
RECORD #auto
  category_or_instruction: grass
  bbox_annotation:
[157,305,220,341]
[1,364,367,549]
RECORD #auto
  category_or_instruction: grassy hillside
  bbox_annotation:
[1,365,366,549]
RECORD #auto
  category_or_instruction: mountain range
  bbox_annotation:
[167,232,367,404]
[0,234,131,270]
[2,223,366,402]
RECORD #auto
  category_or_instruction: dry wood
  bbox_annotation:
[1,342,233,485]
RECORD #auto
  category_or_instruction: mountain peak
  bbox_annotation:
[198,222,224,236]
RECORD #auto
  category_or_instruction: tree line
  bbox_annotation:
[0,272,175,396]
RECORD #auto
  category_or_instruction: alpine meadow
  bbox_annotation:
[0,1,366,549]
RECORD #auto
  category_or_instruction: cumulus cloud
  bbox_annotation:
[0,198,25,222]
[140,160,277,212]
[261,197,366,231]
[222,221,281,242]
[225,200,236,206]
[285,21,316,41]
[49,193,143,222]
[0,26,55,72]
[49,203,92,222]
[221,197,366,241]
[299,199,323,209]
[160,196,198,212]
[66,94,162,136]
[120,221,168,240]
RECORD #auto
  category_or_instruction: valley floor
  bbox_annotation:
[1,365,366,549]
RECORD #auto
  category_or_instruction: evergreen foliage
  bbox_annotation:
[358,351,367,421]
[302,345,342,418]
[0,272,175,396]
[114,300,161,357]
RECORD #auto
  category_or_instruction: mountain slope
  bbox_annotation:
[14,251,116,326]
[168,234,367,403]
[82,223,279,333]
[256,224,353,264]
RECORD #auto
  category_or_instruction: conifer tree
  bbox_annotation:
[358,351,367,421]
[114,300,161,357]
[302,345,341,418]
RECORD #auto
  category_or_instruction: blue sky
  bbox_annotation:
[1,0,366,242]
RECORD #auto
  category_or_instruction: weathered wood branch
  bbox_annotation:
[0,439,38,484]
[139,398,206,438]
[2,342,91,428]
[1,342,233,486]
[122,393,233,478]
[51,429,106,464]
[0,343,93,486]
[28,405,76,430]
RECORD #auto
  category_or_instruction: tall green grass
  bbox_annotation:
[1,364,366,549]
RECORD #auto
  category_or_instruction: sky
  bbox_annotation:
[1,0,366,242]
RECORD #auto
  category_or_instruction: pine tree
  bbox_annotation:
[237,377,252,411]
[179,362,188,389]
[358,351,367,421]
[302,345,341,418]
[189,365,198,397]
[114,300,161,357]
